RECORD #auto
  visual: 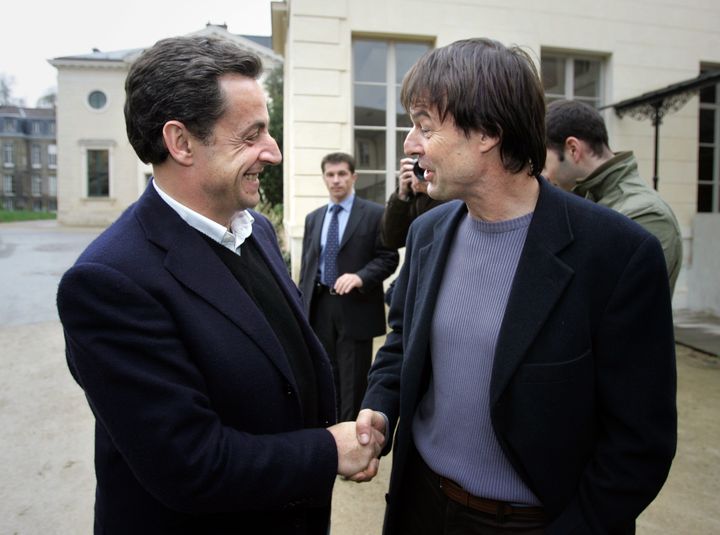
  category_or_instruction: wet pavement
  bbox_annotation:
[0,220,718,534]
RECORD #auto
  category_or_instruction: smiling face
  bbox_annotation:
[403,103,491,202]
[322,161,357,203]
[192,74,281,222]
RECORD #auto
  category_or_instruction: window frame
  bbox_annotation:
[31,175,43,197]
[3,142,14,167]
[3,174,14,195]
[541,50,605,108]
[31,144,42,168]
[352,37,433,204]
[85,148,111,198]
[698,71,720,213]
[48,144,57,168]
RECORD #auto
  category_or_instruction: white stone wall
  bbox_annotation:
[686,214,720,315]
[54,26,282,228]
[55,63,146,227]
[281,0,720,307]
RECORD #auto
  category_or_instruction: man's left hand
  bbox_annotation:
[333,273,363,295]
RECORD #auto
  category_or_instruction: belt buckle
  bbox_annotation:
[328,287,338,295]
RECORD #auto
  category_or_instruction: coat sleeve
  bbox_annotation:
[58,262,338,515]
[380,191,414,249]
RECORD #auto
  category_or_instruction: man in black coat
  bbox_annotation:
[300,152,399,422]
[57,36,382,535]
[356,38,676,534]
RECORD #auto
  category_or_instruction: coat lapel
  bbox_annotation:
[403,202,467,398]
[136,187,297,386]
[489,179,575,405]
[339,196,365,249]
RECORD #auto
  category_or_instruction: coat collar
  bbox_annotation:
[134,185,300,387]
[489,178,575,402]
[410,178,575,401]
[340,195,365,249]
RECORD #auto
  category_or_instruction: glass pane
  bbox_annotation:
[354,84,386,126]
[575,96,602,108]
[396,129,411,162]
[88,150,109,197]
[396,86,411,127]
[88,90,107,109]
[700,83,717,104]
[698,146,714,181]
[354,129,386,170]
[353,40,387,83]
[699,109,715,144]
[697,183,713,213]
[574,59,600,98]
[541,56,564,95]
[355,172,386,204]
[395,42,431,83]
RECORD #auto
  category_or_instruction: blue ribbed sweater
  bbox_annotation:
[412,211,540,505]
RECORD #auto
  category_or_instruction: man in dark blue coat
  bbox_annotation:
[57,36,382,535]
[357,38,676,534]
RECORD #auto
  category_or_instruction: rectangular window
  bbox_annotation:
[31,144,42,168]
[3,175,13,195]
[541,52,603,107]
[87,149,110,197]
[352,38,432,204]
[32,121,42,135]
[48,175,57,196]
[32,175,43,196]
[3,142,14,167]
[4,118,16,133]
[698,68,720,213]
[48,144,57,168]
[3,198,14,210]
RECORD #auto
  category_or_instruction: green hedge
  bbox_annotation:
[0,210,57,223]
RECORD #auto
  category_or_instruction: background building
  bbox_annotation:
[50,2,720,314]
[0,106,57,212]
[50,23,282,227]
[271,0,720,314]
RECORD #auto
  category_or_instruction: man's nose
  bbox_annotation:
[262,136,282,165]
[404,129,422,157]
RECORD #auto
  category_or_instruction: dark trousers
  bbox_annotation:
[394,446,547,535]
[310,284,372,421]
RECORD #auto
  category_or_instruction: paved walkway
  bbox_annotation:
[674,308,720,358]
[1,221,718,534]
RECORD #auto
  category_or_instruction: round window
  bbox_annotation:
[88,90,107,110]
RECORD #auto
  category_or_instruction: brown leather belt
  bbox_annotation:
[439,476,545,523]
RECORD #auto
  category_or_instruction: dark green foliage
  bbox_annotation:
[262,65,284,207]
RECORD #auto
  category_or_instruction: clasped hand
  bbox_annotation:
[327,409,386,482]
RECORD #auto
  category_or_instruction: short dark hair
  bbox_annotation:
[321,152,356,174]
[124,36,263,164]
[400,38,546,177]
[546,100,609,158]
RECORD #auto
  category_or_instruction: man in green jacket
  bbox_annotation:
[544,99,682,294]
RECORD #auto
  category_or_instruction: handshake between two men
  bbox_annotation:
[327,409,387,482]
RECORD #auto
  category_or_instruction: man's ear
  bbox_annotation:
[162,121,194,166]
[564,136,585,164]
[478,132,500,154]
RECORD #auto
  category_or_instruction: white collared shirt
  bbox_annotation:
[152,179,254,255]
